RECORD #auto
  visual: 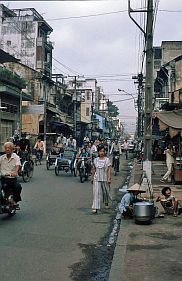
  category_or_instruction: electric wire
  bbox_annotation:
[46,9,128,21]
[45,9,182,22]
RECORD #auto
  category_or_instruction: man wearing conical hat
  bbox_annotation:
[119,183,146,218]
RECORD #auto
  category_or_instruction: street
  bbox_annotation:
[0,157,129,281]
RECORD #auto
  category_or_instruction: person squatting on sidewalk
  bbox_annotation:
[156,186,181,217]
[91,144,111,214]
[118,183,146,218]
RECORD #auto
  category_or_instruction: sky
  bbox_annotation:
[1,0,182,134]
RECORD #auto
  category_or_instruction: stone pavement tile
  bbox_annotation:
[109,160,182,281]
[109,215,182,281]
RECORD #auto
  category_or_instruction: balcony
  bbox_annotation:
[36,37,53,51]
[0,66,26,89]
[45,41,53,51]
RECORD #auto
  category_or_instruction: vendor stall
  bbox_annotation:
[157,109,182,183]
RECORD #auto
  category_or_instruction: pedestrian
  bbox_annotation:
[160,144,174,183]
[91,144,111,214]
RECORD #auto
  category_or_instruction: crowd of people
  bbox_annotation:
[1,131,181,218]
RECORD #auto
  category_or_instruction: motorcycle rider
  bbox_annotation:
[110,139,121,172]
[0,142,22,205]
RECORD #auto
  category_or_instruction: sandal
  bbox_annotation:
[91,209,97,214]
[160,179,165,183]
[173,213,178,217]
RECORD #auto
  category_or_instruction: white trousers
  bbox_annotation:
[92,180,111,210]
[163,162,173,180]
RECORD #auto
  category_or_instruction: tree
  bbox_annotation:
[107,100,119,117]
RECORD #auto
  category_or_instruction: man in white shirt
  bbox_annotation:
[66,135,77,150]
[57,133,67,147]
[0,142,22,204]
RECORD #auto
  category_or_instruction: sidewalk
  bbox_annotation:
[109,160,182,281]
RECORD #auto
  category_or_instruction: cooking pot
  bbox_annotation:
[134,201,155,224]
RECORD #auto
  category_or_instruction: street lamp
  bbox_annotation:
[118,89,138,111]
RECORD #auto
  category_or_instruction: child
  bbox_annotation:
[156,186,180,217]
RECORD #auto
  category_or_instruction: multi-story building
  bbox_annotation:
[4,61,73,141]
[66,78,97,141]
[0,4,53,77]
[0,50,32,151]
[154,41,182,110]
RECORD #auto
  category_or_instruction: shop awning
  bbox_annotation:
[50,121,73,129]
[0,49,20,63]
[157,109,182,137]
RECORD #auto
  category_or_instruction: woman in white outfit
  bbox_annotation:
[91,145,111,214]
[160,144,174,183]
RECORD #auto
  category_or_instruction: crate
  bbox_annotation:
[174,169,182,182]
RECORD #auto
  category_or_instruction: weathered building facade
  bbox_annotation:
[0,4,53,77]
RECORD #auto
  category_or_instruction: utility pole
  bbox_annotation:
[129,0,154,182]
[73,75,77,140]
[43,81,47,152]
[132,73,144,140]
[91,91,94,140]
[68,75,79,140]
[68,75,84,140]
[143,0,154,183]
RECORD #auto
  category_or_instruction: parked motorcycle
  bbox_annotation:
[113,151,120,176]
[79,157,89,183]
[0,176,20,216]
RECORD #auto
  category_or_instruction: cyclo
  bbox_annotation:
[55,147,76,176]
[46,144,63,170]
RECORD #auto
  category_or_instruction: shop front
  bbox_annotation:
[157,109,182,183]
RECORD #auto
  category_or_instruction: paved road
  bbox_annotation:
[0,159,126,281]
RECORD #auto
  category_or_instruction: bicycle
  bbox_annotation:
[19,155,34,182]
[33,149,43,166]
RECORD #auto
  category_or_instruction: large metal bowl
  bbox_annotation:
[134,201,155,224]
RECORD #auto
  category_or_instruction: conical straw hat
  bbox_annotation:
[127,183,146,193]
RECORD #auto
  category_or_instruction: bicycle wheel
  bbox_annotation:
[55,166,59,176]
[29,160,34,178]
[80,168,84,183]
[22,161,30,182]
[73,167,77,177]
[46,160,50,170]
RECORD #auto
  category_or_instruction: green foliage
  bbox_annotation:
[107,100,119,117]
[0,66,26,89]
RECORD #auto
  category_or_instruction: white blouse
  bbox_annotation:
[93,157,111,182]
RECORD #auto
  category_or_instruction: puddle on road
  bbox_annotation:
[70,162,133,281]
[70,241,114,281]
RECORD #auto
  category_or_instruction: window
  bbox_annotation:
[86,107,90,116]
[86,91,90,100]
[7,40,11,46]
